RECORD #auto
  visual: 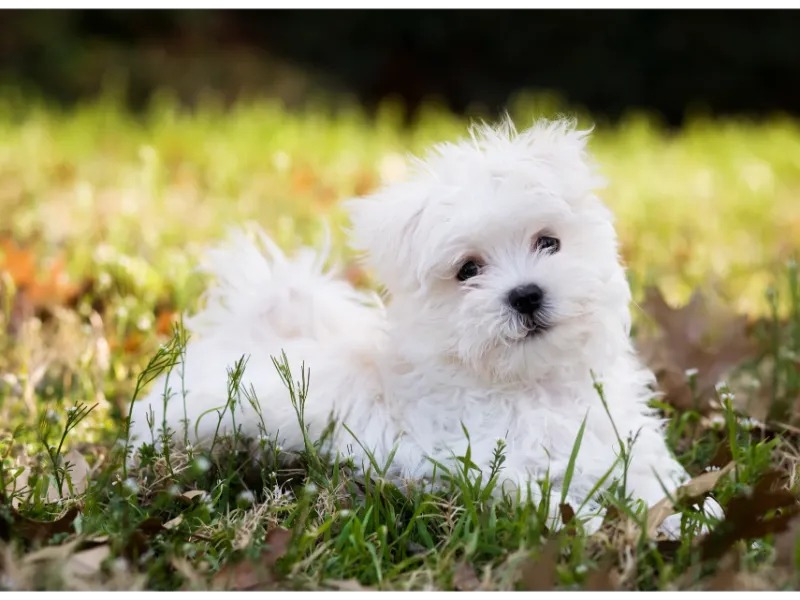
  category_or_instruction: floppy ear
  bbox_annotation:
[344,184,427,295]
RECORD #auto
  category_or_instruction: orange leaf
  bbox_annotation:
[155,309,178,336]
[0,239,36,288]
[290,166,317,194]
[353,170,377,197]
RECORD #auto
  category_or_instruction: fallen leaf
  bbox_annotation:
[353,170,377,197]
[707,441,734,470]
[6,464,90,508]
[0,239,36,288]
[705,550,742,590]
[61,449,90,496]
[117,516,168,560]
[173,557,203,590]
[261,527,292,568]
[8,505,81,543]
[67,544,111,578]
[290,165,317,194]
[211,527,292,591]
[772,512,800,569]
[602,504,621,526]
[164,515,184,530]
[558,503,580,537]
[212,558,271,591]
[137,516,166,535]
[518,538,559,591]
[179,490,209,503]
[155,308,178,336]
[452,561,481,591]
[559,503,576,529]
[322,579,376,591]
[639,288,758,413]
[583,555,620,591]
[646,462,735,537]
[0,239,85,320]
[122,332,144,355]
[654,539,682,560]
[3,464,31,508]
[698,469,800,561]
[81,534,110,547]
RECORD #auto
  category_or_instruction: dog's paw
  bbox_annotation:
[658,511,684,539]
[657,497,723,539]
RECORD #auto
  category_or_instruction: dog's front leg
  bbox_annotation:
[623,428,723,537]
[495,469,604,535]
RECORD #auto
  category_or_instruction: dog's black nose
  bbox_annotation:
[508,284,545,316]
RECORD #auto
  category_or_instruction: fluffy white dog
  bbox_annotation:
[128,117,714,535]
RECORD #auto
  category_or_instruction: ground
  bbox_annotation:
[0,91,799,590]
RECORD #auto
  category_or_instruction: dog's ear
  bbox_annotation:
[344,185,427,295]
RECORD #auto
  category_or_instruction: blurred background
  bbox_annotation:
[3,10,800,125]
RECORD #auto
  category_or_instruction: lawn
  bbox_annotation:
[0,90,799,590]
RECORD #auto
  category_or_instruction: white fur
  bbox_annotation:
[128,118,717,535]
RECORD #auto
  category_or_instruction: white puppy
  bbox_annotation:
[129,117,712,534]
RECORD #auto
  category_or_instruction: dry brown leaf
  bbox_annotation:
[4,464,31,508]
[558,503,577,535]
[137,516,167,535]
[698,469,800,561]
[62,449,90,496]
[518,538,560,591]
[584,555,620,591]
[155,308,178,336]
[22,537,82,564]
[322,579,376,591]
[212,558,272,591]
[164,514,184,530]
[772,512,800,570]
[67,544,111,578]
[0,239,85,316]
[211,527,292,591]
[82,534,110,546]
[116,516,168,560]
[559,503,575,525]
[5,451,92,509]
[261,527,292,567]
[705,550,742,590]
[646,462,735,538]
[452,561,481,591]
[173,556,204,590]
[639,288,758,413]
[179,490,209,503]
[7,505,81,543]
[290,165,317,194]
[0,239,36,288]
[353,170,378,197]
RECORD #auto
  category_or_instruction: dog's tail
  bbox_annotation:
[184,223,384,345]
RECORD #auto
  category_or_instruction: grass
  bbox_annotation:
[1,89,800,590]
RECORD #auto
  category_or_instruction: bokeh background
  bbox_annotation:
[4,10,800,126]
[1,8,799,429]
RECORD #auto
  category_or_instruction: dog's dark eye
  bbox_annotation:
[535,236,560,254]
[457,260,481,282]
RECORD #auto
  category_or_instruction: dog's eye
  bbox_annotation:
[457,260,481,282]
[535,236,560,254]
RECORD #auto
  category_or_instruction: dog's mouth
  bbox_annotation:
[523,324,550,339]
[521,316,551,339]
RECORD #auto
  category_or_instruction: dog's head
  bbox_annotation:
[346,118,632,384]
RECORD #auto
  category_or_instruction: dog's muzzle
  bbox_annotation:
[507,283,551,338]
